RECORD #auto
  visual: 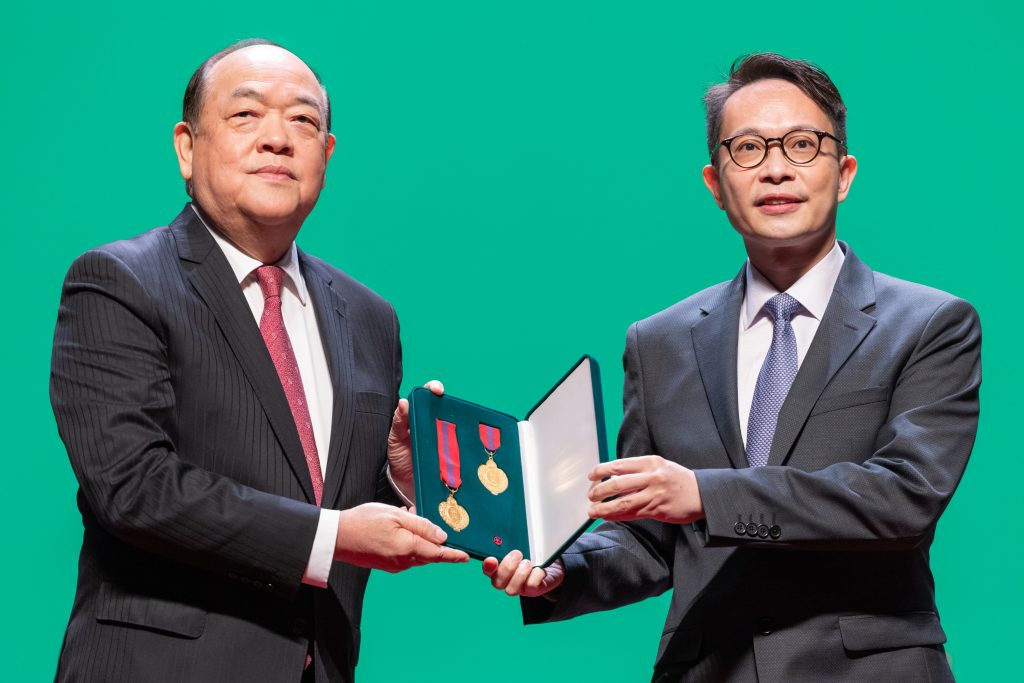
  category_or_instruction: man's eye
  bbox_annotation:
[233,111,254,119]
[294,115,319,128]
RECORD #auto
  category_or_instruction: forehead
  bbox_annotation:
[721,79,832,136]
[204,45,324,109]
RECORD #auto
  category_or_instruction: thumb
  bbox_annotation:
[390,398,410,434]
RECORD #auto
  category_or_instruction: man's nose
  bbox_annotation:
[758,141,794,183]
[257,114,292,154]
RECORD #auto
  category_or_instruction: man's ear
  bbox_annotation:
[322,133,336,188]
[702,164,725,210]
[837,154,858,203]
[173,121,195,185]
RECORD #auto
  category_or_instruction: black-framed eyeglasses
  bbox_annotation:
[712,129,846,168]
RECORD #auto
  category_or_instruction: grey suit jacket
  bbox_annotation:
[524,243,980,683]
[50,205,402,682]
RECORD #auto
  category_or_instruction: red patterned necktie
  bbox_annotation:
[254,265,324,505]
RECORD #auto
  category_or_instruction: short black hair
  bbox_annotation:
[182,38,332,133]
[704,53,847,162]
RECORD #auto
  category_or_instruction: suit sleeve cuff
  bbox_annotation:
[302,508,340,588]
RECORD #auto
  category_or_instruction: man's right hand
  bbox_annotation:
[334,503,470,572]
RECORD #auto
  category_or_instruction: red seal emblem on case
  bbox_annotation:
[493,536,503,546]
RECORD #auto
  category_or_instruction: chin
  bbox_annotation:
[241,199,303,225]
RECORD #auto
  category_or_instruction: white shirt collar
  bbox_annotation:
[741,240,845,329]
[191,204,308,306]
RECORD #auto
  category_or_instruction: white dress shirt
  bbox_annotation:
[737,241,845,446]
[197,206,339,588]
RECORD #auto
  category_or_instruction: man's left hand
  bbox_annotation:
[587,455,705,525]
[387,380,444,503]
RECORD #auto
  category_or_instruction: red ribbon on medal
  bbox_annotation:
[436,419,461,489]
[479,424,501,453]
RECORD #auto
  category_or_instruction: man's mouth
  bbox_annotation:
[756,194,804,213]
[253,165,296,180]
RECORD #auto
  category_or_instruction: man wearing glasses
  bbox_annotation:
[485,53,980,682]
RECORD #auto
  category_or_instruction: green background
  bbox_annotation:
[3,1,1018,680]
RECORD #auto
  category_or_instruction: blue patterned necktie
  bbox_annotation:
[746,292,802,467]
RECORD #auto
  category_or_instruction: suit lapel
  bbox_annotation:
[170,205,317,504]
[767,244,878,466]
[691,270,748,470]
[301,254,355,510]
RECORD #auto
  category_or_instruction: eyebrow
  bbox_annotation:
[727,125,824,138]
[229,87,324,115]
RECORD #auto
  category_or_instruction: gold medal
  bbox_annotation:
[478,458,509,495]
[436,419,469,531]
[438,492,470,532]
[477,423,508,495]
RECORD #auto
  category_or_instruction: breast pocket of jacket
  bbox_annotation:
[809,386,891,417]
[345,392,395,490]
[797,387,892,468]
[95,581,207,639]
[353,391,395,417]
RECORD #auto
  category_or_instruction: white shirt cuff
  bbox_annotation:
[302,508,340,589]
[386,464,415,508]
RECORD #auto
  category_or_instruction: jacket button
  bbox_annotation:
[745,523,758,537]
[768,525,782,539]
[240,576,251,585]
[292,618,306,635]
[734,522,747,535]
[228,572,238,581]
[757,525,769,538]
[252,580,263,589]
[756,617,774,636]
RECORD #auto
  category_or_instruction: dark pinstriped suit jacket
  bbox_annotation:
[50,204,402,682]
[524,244,980,682]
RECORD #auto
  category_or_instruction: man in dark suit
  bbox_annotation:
[484,53,980,682]
[50,39,468,682]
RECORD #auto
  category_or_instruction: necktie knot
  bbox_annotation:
[764,292,801,325]
[255,265,286,301]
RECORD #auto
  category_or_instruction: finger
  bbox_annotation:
[424,380,445,396]
[505,558,535,596]
[409,537,469,564]
[435,546,470,563]
[589,455,658,481]
[482,557,500,577]
[525,566,548,591]
[588,472,651,502]
[588,492,651,521]
[491,549,523,589]
[397,510,448,544]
